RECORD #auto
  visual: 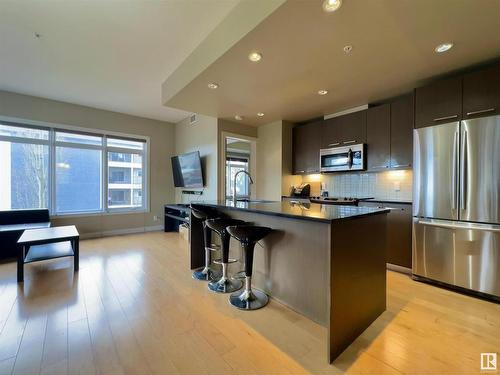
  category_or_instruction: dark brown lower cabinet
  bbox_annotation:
[359,201,412,268]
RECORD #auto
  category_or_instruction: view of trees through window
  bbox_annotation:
[0,122,147,213]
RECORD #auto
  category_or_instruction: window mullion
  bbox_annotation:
[103,135,107,213]
[50,128,56,215]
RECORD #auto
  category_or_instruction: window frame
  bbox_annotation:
[0,116,150,217]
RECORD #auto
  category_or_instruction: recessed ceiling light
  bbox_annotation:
[323,0,342,13]
[207,82,219,89]
[343,45,353,54]
[318,89,328,95]
[235,115,243,121]
[257,112,265,117]
[248,52,262,62]
[435,42,453,53]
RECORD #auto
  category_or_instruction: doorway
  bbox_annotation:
[219,133,257,200]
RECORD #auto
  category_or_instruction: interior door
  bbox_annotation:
[413,122,460,219]
[460,115,500,223]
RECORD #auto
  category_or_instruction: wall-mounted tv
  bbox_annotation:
[171,151,204,188]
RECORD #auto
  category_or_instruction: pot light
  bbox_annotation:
[435,42,453,53]
[248,52,262,62]
[257,112,265,117]
[323,0,342,13]
[207,82,219,89]
[343,45,353,54]
[235,115,243,121]
[318,89,328,95]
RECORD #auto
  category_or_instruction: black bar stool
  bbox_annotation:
[226,225,272,310]
[206,218,246,293]
[191,205,222,281]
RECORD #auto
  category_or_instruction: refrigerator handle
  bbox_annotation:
[460,130,468,210]
[452,131,458,209]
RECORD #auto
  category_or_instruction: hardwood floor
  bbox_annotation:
[0,231,498,374]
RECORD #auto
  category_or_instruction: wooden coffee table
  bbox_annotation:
[17,225,79,282]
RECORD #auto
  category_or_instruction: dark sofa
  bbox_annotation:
[0,209,51,260]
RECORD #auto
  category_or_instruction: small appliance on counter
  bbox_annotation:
[290,183,311,198]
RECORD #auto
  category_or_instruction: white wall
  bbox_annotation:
[0,90,175,236]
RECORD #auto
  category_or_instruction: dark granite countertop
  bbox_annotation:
[365,198,412,205]
[194,200,389,223]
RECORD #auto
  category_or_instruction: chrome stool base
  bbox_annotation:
[233,270,246,280]
[229,288,268,310]
[192,267,221,281]
[208,277,242,293]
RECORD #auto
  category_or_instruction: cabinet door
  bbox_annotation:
[366,104,390,171]
[321,117,340,148]
[293,124,309,174]
[305,121,322,173]
[415,76,462,128]
[390,94,414,168]
[387,204,412,268]
[359,201,412,268]
[293,121,321,174]
[463,64,500,119]
[336,110,367,144]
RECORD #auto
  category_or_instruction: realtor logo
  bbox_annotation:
[481,353,497,371]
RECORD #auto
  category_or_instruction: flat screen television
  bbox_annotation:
[171,151,204,188]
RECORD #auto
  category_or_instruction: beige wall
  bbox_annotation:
[256,120,283,201]
[174,114,218,203]
[0,90,175,237]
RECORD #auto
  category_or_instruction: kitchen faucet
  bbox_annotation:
[233,170,254,203]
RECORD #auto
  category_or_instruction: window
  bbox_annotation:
[107,138,144,209]
[0,121,148,215]
[226,155,250,198]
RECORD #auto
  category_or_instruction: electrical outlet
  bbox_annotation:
[394,181,401,192]
[153,215,159,221]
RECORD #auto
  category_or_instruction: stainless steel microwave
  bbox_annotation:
[320,143,366,172]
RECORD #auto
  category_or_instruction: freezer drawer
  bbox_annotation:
[412,218,500,297]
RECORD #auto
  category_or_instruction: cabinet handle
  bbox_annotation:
[433,114,458,122]
[391,163,411,168]
[466,108,495,116]
[297,170,305,173]
[371,165,389,169]
[343,140,356,144]
[328,142,340,147]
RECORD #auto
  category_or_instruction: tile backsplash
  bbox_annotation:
[302,170,412,201]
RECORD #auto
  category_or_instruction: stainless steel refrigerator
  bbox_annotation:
[413,115,500,299]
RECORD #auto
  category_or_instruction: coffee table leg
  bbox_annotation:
[17,245,25,283]
[74,238,79,272]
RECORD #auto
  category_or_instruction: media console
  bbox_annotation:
[164,204,190,232]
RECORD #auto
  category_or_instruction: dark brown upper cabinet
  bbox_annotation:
[321,110,367,148]
[366,104,391,171]
[463,64,500,119]
[336,110,367,145]
[321,117,340,148]
[390,93,414,168]
[293,120,321,174]
[415,76,462,128]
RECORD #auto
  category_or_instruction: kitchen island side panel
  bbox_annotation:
[329,213,387,362]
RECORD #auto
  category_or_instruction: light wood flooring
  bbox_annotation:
[0,231,498,375]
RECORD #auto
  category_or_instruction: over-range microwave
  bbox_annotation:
[320,143,366,172]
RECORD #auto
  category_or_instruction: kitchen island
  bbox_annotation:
[189,200,389,363]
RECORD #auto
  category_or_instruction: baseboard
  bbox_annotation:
[80,225,163,239]
[387,263,412,275]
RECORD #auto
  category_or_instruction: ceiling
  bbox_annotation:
[163,0,500,126]
[0,0,239,124]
